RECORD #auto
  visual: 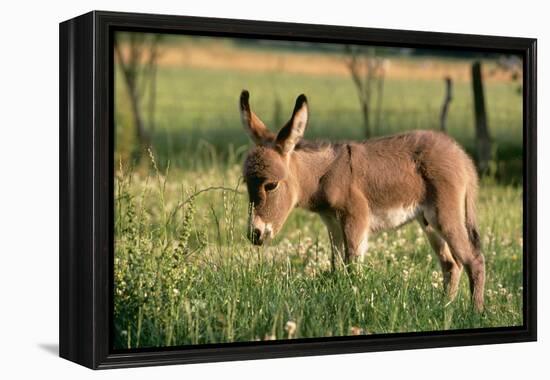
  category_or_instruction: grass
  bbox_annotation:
[113,47,523,349]
[113,153,523,349]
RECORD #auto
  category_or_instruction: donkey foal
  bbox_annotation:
[240,90,485,311]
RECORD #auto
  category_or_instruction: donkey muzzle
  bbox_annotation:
[247,216,272,245]
[250,227,264,245]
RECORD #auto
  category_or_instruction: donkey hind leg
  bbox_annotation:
[435,201,485,311]
[417,218,463,301]
[321,213,346,271]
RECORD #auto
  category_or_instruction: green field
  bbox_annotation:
[115,64,523,181]
[113,46,523,349]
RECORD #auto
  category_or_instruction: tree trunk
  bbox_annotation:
[374,72,385,134]
[471,61,491,174]
[361,102,371,138]
[440,76,452,132]
[127,86,151,153]
[273,95,283,127]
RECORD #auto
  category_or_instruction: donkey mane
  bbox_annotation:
[294,139,334,151]
[294,131,428,153]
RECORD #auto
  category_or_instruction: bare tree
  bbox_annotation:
[490,55,523,94]
[271,56,285,128]
[374,61,387,134]
[345,46,387,138]
[440,76,453,132]
[115,33,162,160]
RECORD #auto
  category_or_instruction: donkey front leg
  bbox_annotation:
[342,215,369,265]
[341,189,370,265]
[321,212,346,271]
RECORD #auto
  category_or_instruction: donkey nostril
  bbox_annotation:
[253,228,262,239]
[252,228,262,244]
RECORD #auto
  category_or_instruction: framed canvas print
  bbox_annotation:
[59,11,537,369]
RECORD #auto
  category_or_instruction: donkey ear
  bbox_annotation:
[240,90,275,145]
[276,94,308,155]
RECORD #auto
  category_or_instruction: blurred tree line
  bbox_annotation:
[115,33,522,177]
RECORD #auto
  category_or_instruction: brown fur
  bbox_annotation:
[240,90,485,311]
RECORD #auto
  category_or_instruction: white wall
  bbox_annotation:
[1,0,546,378]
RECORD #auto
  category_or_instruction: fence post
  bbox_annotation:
[440,76,453,132]
[471,61,491,174]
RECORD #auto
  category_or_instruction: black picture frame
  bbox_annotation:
[59,10,537,369]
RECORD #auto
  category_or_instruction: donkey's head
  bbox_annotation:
[240,90,309,245]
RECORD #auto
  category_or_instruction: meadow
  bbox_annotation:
[113,39,523,349]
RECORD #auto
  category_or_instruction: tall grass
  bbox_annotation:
[113,154,523,349]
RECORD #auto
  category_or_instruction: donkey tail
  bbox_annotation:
[465,182,481,254]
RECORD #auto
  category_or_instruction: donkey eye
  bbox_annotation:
[264,182,278,192]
